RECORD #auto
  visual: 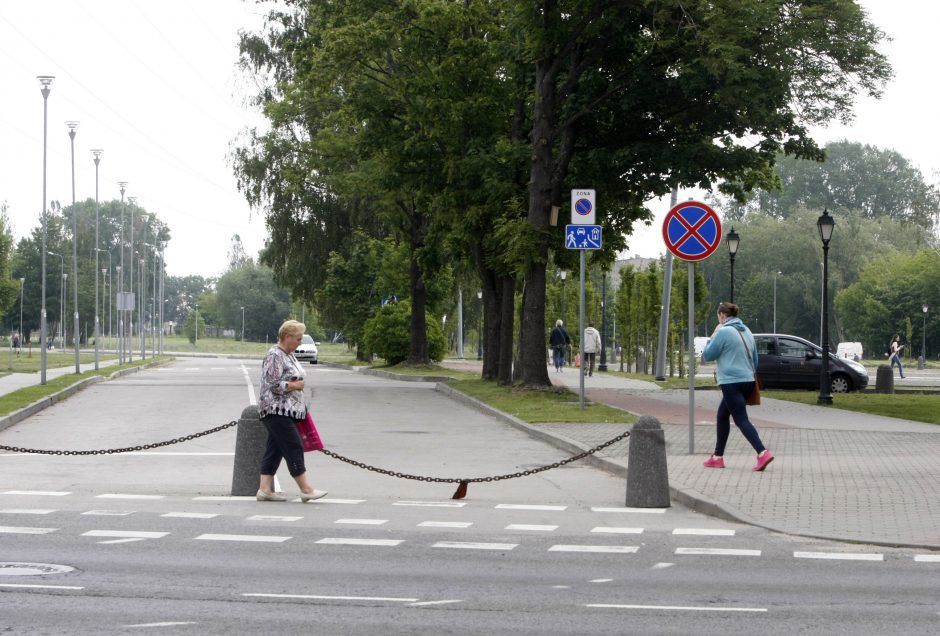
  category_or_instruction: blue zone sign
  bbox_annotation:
[565,224,602,250]
[662,201,722,261]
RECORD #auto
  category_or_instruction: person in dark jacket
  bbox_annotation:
[549,319,571,372]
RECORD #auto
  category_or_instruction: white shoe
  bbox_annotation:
[256,489,286,502]
[300,489,328,502]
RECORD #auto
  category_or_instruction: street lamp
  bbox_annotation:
[38,75,54,384]
[817,209,835,405]
[240,306,245,342]
[92,150,103,369]
[47,251,64,348]
[128,195,136,362]
[921,304,928,370]
[773,271,782,333]
[18,277,25,348]
[476,291,482,360]
[66,121,80,373]
[726,227,740,303]
[560,271,567,363]
[115,265,122,355]
[599,271,608,372]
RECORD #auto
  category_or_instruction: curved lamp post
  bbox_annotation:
[817,209,835,405]
[726,227,740,303]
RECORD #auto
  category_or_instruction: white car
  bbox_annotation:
[295,334,319,364]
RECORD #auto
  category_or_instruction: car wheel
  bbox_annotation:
[830,374,851,393]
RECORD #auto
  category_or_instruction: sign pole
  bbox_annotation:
[579,247,586,409]
[688,261,696,454]
[654,188,679,380]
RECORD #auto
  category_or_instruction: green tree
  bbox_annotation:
[214,262,293,342]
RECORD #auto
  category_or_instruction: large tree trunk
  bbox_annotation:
[497,275,515,386]
[407,208,429,364]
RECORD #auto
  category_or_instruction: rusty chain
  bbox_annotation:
[0,421,239,456]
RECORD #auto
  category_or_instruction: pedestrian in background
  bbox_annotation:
[549,319,571,372]
[582,321,602,377]
[701,302,774,472]
[256,319,328,503]
[889,334,905,378]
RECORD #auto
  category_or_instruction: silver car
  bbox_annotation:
[294,334,319,364]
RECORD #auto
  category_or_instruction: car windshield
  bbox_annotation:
[301,335,314,344]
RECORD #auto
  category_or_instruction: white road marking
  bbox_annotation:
[505,524,558,531]
[914,555,940,562]
[125,622,198,628]
[244,593,418,602]
[433,541,517,551]
[651,563,674,570]
[590,579,614,583]
[313,498,365,505]
[675,548,761,556]
[552,585,570,589]
[672,528,736,536]
[591,507,665,514]
[99,538,146,544]
[335,519,388,525]
[96,494,164,500]
[1,490,70,496]
[162,512,219,519]
[0,526,57,534]
[409,600,462,607]
[82,510,135,516]
[196,533,290,543]
[315,538,403,547]
[794,551,883,561]
[394,501,466,508]
[0,583,83,590]
[587,603,767,613]
[591,527,643,534]
[247,515,302,522]
[192,496,257,501]
[83,530,169,539]
[495,504,566,511]
[418,521,472,528]
[0,509,55,515]
[241,364,257,405]
[549,545,639,554]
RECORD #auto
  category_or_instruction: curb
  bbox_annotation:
[0,360,169,434]
[364,368,453,383]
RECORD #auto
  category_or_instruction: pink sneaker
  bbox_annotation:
[703,455,725,468]
[753,450,774,472]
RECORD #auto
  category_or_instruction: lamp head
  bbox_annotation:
[37,75,54,97]
[560,270,567,281]
[924,304,929,314]
[66,121,79,137]
[91,149,103,165]
[817,209,835,244]
[726,227,740,256]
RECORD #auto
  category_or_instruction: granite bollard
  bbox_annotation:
[231,405,266,496]
[625,415,670,508]
[875,364,894,394]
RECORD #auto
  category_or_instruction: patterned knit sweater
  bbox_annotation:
[258,345,307,419]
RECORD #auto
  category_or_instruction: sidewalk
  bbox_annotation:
[443,359,940,549]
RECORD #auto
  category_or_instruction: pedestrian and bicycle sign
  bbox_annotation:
[570,189,596,225]
[565,224,602,250]
[662,201,722,261]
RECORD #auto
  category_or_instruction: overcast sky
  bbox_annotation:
[1,1,934,277]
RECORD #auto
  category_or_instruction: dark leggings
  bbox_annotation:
[715,382,766,456]
[260,414,306,477]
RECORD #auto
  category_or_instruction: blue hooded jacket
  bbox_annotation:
[702,317,758,385]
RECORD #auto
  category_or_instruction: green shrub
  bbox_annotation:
[363,300,447,364]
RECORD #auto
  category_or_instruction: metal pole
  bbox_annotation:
[655,189,679,380]
[688,262,696,453]
[152,248,157,358]
[128,195,135,363]
[159,244,165,355]
[240,306,245,342]
[598,271,608,372]
[457,288,464,359]
[67,121,80,373]
[579,248,585,409]
[19,278,25,347]
[38,75,54,385]
[92,151,103,369]
[773,271,777,333]
[819,242,832,404]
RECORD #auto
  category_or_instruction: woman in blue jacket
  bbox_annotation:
[701,302,774,472]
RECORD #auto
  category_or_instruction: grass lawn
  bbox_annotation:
[763,389,940,425]
[1,350,118,374]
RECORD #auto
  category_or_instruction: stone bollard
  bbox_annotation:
[625,415,671,508]
[875,365,894,394]
[231,405,266,496]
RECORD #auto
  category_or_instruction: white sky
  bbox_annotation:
[1,1,933,276]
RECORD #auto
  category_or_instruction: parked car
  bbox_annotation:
[294,334,319,364]
[752,333,868,393]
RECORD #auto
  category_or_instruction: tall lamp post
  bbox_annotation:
[127,195,136,363]
[19,278,25,346]
[92,150,103,369]
[773,271,782,332]
[817,209,835,405]
[920,304,928,370]
[66,121,80,372]
[599,271,608,372]
[726,227,740,303]
[476,291,482,360]
[38,75,54,384]
[47,251,64,348]
[560,271,567,363]
[114,265,122,354]
[240,306,245,342]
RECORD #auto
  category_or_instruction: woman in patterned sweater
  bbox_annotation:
[256,320,328,502]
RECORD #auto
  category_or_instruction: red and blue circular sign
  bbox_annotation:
[574,198,593,217]
[662,201,722,261]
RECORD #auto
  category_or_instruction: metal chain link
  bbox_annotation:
[320,429,630,485]
[0,421,239,456]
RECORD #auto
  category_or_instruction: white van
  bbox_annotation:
[836,342,863,361]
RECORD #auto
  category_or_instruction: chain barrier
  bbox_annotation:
[0,420,630,500]
[0,421,239,456]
